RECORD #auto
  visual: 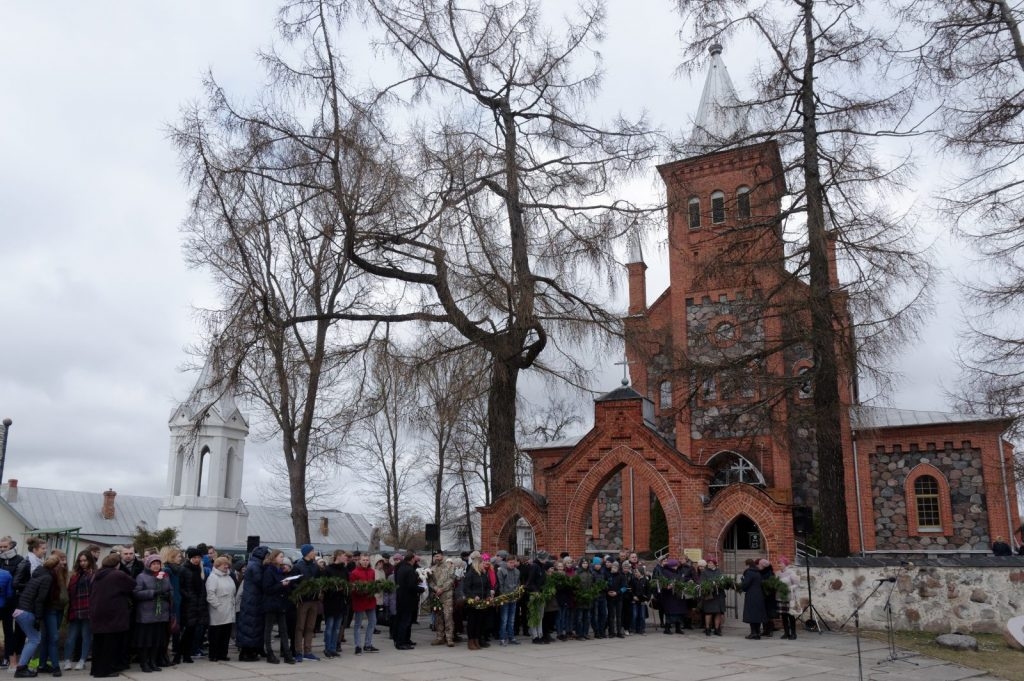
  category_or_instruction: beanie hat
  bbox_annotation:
[186,547,202,559]
[300,544,315,557]
[496,550,509,559]
[779,555,790,566]
[592,556,603,565]
[480,552,490,562]
[535,550,550,561]
[697,559,707,568]
[144,554,162,569]
[758,559,771,569]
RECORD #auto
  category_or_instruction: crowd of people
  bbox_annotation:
[0,536,802,678]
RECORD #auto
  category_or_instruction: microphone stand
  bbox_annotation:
[838,577,891,681]
[880,563,918,666]
[796,552,829,633]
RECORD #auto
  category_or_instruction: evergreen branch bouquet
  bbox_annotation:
[762,575,788,601]
[289,577,395,603]
[574,578,606,608]
[699,575,736,598]
[526,582,556,628]
[350,579,396,596]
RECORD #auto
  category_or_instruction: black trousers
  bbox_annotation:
[263,612,291,656]
[90,632,122,677]
[208,624,232,660]
[394,602,414,646]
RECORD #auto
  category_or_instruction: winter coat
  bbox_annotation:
[778,565,800,612]
[657,564,690,616]
[322,562,350,617]
[739,567,767,624]
[349,565,377,613]
[88,567,136,634]
[236,546,269,648]
[630,574,650,603]
[292,558,322,602]
[495,561,519,595]
[67,570,93,621]
[118,559,143,580]
[205,569,238,626]
[0,568,13,609]
[162,562,183,620]
[394,560,421,609]
[605,571,625,603]
[462,565,489,600]
[261,564,293,613]
[525,560,547,593]
[17,565,53,618]
[698,567,726,614]
[134,571,172,623]
[179,561,209,627]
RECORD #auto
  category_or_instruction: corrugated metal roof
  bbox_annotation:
[1,485,374,550]
[521,435,584,451]
[851,405,1008,430]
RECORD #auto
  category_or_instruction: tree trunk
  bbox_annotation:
[288,454,311,545]
[488,354,520,499]
[802,0,850,557]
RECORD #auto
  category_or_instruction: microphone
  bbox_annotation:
[875,577,896,582]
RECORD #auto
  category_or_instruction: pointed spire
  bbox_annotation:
[173,338,242,425]
[689,43,749,150]
[626,229,644,265]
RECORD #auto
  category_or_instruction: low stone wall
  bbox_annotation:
[800,557,1024,634]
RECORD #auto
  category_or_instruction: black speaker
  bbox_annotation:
[246,535,261,553]
[425,523,440,542]
[792,506,814,536]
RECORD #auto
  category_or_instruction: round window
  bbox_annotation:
[714,321,736,342]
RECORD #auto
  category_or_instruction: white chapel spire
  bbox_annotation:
[689,43,749,150]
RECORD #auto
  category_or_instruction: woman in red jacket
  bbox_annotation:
[348,554,378,655]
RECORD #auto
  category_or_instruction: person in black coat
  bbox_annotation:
[393,552,421,650]
[88,554,137,678]
[992,536,1013,556]
[739,559,767,639]
[178,549,209,664]
[0,537,26,669]
[261,551,297,665]
[12,557,56,678]
[236,546,269,661]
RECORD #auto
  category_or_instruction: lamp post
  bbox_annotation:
[0,418,12,486]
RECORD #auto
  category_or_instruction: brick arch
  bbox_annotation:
[705,483,787,560]
[479,488,547,554]
[563,445,685,554]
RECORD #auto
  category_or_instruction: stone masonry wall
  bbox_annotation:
[799,563,1024,634]
[590,471,623,551]
[870,444,990,551]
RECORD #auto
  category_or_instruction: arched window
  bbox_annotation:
[708,451,766,497]
[659,381,672,409]
[794,360,813,399]
[196,446,211,496]
[711,190,726,224]
[914,476,940,530]
[688,197,701,229]
[737,186,751,219]
[905,465,953,537]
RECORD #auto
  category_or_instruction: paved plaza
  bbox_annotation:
[104,622,1002,681]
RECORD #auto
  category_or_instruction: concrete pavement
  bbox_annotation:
[98,621,1003,681]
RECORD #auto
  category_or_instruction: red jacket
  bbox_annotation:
[349,565,377,612]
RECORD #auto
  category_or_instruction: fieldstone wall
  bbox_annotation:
[798,559,1024,634]
[686,294,770,441]
[870,444,989,550]
[590,471,623,551]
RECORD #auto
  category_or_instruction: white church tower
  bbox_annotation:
[159,348,249,548]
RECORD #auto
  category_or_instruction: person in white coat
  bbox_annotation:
[777,556,801,640]
[205,556,239,661]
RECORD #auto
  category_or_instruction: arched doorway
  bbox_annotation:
[498,514,536,557]
[720,514,763,575]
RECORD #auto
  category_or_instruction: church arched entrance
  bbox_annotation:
[720,514,763,575]
[497,514,537,557]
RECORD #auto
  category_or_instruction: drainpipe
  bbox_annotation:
[997,429,1016,549]
[851,430,866,556]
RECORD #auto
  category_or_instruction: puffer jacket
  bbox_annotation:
[17,565,53,618]
[179,562,209,626]
[134,571,172,623]
[235,546,269,648]
[205,569,238,626]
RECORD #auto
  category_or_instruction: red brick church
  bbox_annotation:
[478,46,1021,564]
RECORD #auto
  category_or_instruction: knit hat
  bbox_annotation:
[592,556,603,565]
[300,544,315,557]
[144,555,162,569]
[496,550,509,559]
[697,559,707,568]
[779,555,790,566]
[535,550,550,561]
[480,552,491,562]
[758,559,771,569]
[186,547,202,559]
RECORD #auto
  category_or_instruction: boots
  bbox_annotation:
[265,652,280,665]
[467,639,480,651]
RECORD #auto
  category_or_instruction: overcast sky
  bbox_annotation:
[0,2,966,512]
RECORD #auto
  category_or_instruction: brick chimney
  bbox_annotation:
[101,489,117,520]
[319,516,329,537]
[5,479,17,503]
